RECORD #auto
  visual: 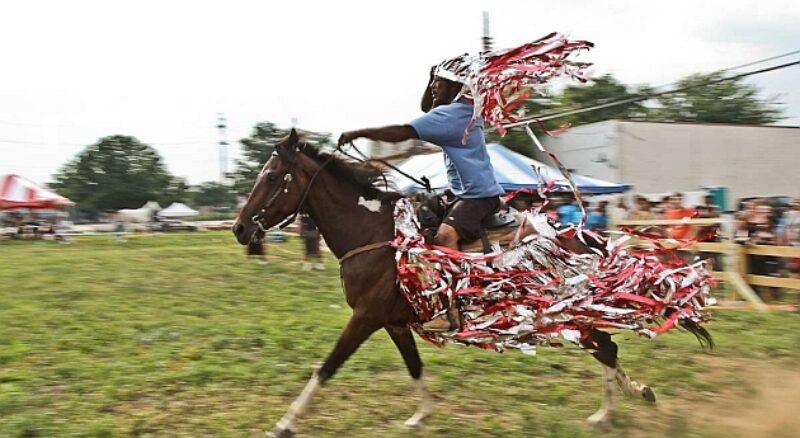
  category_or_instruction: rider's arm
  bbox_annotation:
[420,65,436,113]
[338,125,419,146]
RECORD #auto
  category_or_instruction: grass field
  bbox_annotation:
[1,232,799,437]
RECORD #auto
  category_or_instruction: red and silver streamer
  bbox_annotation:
[435,32,593,141]
[392,198,716,354]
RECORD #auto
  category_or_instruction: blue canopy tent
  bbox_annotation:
[389,143,632,194]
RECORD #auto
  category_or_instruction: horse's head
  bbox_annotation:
[232,128,307,245]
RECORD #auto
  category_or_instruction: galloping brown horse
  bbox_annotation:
[232,130,666,437]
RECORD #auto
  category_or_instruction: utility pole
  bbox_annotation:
[217,113,229,183]
[481,11,493,52]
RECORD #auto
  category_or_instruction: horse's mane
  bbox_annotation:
[299,143,402,202]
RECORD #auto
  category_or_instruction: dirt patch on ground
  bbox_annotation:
[635,355,800,438]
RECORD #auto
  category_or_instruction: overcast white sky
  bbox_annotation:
[1,0,798,185]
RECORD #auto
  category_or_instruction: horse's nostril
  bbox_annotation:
[234,223,245,237]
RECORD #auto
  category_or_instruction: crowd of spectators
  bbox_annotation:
[572,193,800,299]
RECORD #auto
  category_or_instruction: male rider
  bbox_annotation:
[337,59,504,331]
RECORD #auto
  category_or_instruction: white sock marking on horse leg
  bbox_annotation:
[274,373,321,433]
[404,373,433,427]
[587,365,616,428]
[358,196,382,213]
[615,363,647,397]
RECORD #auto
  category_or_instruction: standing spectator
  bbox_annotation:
[780,199,800,246]
[746,203,780,300]
[627,196,655,220]
[556,197,583,226]
[609,198,629,223]
[247,237,268,265]
[780,199,800,278]
[663,193,697,240]
[586,200,609,231]
[696,194,722,241]
[300,213,324,271]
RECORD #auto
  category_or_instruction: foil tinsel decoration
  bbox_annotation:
[392,198,715,353]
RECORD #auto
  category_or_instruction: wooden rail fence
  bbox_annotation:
[611,218,800,311]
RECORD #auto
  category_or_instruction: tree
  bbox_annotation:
[192,181,237,208]
[486,96,559,156]
[555,74,648,126]
[487,75,645,156]
[649,72,783,124]
[52,135,174,216]
[230,122,333,196]
[162,177,191,206]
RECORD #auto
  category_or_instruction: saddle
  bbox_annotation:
[415,192,519,253]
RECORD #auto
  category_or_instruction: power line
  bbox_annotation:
[0,138,210,147]
[501,58,800,129]
[721,49,800,72]
[0,118,210,129]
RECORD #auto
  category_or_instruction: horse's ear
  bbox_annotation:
[288,128,299,145]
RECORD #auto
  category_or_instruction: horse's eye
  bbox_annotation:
[266,173,279,182]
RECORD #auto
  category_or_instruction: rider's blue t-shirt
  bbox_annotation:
[408,101,504,199]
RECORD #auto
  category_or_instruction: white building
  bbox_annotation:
[538,120,800,207]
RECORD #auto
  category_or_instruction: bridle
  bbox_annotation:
[249,141,431,263]
[250,142,338,234]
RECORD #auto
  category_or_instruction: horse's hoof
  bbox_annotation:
[642,386,656,403]
[404,411,431,428]
[586,413,612,431]
[266,427,295,438]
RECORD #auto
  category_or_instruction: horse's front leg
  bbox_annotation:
[269,314,381,438]
[385,325,433,427]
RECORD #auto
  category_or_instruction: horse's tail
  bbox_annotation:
[678,316,714,350]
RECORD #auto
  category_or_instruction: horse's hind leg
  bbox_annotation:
[386,325,433,427]
[614,363,656,402]
[269,315,381,438]
[584,330,656,430]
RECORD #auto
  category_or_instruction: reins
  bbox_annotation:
[250,142,397,263]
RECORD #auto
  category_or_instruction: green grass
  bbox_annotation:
[0,232,798,437]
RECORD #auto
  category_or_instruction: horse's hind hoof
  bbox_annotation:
[266,427,295,438]
[642,386,656,403]
[586,413,612,431]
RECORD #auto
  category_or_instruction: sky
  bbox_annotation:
[1,0,798,186]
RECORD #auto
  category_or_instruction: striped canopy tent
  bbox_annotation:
[389,143,632,195]
[0,174,74,210]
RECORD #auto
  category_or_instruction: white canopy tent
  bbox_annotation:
[156,202,199,218]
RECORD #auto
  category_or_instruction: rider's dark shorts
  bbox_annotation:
[442,196,502,243]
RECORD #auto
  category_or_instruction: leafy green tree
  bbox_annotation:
[52,135,174,216]
[486,96,559,156]
[162,177,190,206]
[192,181,237,208]
[230,122,333,196]
[649,72,782,124]
[555,74,648,126]
[488,75,644,156]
